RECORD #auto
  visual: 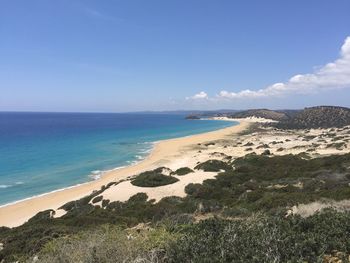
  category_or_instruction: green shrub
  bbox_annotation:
[194,160,232,172]
[167,210,350,263]
[101,199,110,207]
[58,186,110,211]
[91,196,103,204]
[261,149,271,155]
[327,142,347,150]
[257,144,270,149]
[184,183,202,196]
[2,154,350,261]
[172,167,194,176]
[131,168,179,187]
[37,225,178,263]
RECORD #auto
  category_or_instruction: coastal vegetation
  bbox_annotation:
[229,108,290,121]
[2,153,350,261]
[15,210,350,263]
[131,167,179,187]
[194,159,233,172]
[275,106,350,129]
[171,167,194,176]
[188,106,350,130]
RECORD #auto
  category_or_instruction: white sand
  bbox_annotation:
[100,170,217,203]
[1,119,349,228]
[0,120,249,227]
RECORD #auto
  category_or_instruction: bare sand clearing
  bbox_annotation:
[98,170,218,204]
[0,119,249,228]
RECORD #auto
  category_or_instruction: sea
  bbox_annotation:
[0,112,237,206]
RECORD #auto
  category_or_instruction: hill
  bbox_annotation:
[276,106,350,129]
[229,109,290,121]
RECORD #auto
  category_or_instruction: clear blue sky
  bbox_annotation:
[1,0,350,112]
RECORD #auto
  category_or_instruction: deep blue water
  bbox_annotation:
[0,112,237,205]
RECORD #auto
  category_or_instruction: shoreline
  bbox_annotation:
[0,121,232,209]
[0,120,233,209]
[0,119,232,208]
[0,119,248,228]
[0,152,146,210]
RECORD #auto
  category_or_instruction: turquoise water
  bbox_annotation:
[0,112,237,205]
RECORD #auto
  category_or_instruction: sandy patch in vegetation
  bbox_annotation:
[100,170,217,203]
[289,200,350,217]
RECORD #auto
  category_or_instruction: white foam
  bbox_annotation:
[0,137,166,207]
[138,141,153,145]
[0,182,25,190]
[89,170,104,180]
[0,181,92,208]
[135,155,144,160]
[0,119,237,208]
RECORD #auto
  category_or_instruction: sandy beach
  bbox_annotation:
[0,119,249,228]
[2,116,350,228]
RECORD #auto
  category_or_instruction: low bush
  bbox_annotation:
[37,224,178,263]
[167,210,350,263]
[261,149,271,155]
[172,167,194,176]
[184,183,203,196]
[91,196,103,204]
[194,160,232,172]
[327,142,347,150]
[101,199,110,207]
[257,144,270,149]
[131,168,179,187]
[2,154,350,261]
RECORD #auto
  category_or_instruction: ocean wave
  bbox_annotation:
[127,160,139,165]
[89,170,104,180]
[139,148,152,154]
[135,155,144,160]
[110,165,127,171]
[1,140,157,206]
[0,182,25,189]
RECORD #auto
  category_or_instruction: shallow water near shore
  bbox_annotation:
[0,112,236,205]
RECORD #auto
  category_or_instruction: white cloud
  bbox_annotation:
[186,91,209,100]
[187,36,350,101]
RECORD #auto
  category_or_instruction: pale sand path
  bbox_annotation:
[0,120,249,228]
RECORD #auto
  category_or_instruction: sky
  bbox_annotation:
[1,0,350,112]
